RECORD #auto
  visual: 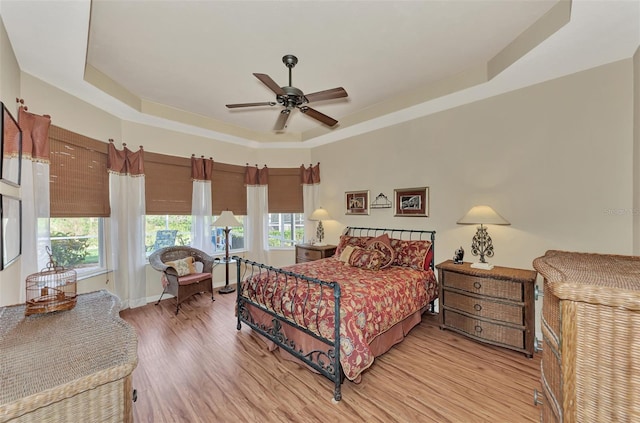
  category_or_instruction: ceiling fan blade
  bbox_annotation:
[253,73,286,96]
[304,87,348,103]
[299,107,338,127]
[226,102,276,109]
[274,109,291,131]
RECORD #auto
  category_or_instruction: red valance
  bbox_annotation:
[18,107,51,162]
[191,155,213,181]
[107,142,144,176]
[245,164,268,186]
[300,163,320,185]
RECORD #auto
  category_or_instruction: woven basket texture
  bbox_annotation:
[534,250,640,423]
[0,290,137,422]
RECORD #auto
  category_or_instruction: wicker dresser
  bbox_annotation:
[0,290,138,423]
[436,260,536,357]
[533,250,640,423]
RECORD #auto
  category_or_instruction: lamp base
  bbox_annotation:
[218,285,236,294]
[471,262,494,270]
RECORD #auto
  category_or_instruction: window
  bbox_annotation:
[212,215,246,253]
[268,213,304,247]
[48,217,105,276]
[145,215,192,254]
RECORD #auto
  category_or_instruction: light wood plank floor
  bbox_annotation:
[120,291,542,423]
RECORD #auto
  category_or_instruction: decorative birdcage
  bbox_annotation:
[25,247,77,316]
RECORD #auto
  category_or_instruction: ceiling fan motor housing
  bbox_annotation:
[278,86,306,108]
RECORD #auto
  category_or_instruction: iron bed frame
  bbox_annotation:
[233,226,436,401]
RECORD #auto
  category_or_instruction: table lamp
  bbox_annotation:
[309,207,331,246]
[457,205,510,270]
[212,210,242,293]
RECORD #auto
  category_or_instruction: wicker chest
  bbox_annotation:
[0,290,138,422]
[533,250,640,423]
[436,260,536,357]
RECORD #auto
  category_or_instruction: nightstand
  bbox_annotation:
[436,260,537,357]
[295,244,337,263]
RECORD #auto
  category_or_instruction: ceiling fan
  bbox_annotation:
[226,54,348,131]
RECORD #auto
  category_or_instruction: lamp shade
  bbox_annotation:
[309,207,331,221]
[457,205,510,225]
[213,210,242,228]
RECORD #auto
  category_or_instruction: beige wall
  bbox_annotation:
[0,16,22,305]
[312,59,635,339]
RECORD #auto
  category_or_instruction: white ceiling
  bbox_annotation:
[0,0,639,148]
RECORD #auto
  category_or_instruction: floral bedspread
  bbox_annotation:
[241,257,438,380]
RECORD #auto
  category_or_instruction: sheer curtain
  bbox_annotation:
[191,156,213,254]
[18,107,52,301]
[301,163,321,244]
[245,165,269,264]
[108,142,147,308]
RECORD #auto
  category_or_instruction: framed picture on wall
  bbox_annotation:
[394,187,429,217]
[0,102,22,187]
[345,190,369,215]
[1,194,22,270]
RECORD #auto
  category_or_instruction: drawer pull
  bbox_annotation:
[473,304,482,312]
[533,389,543,406]
[473,281,482,289]
[534,337,543,353]
[474,325,483,333]
[535,284,543,300]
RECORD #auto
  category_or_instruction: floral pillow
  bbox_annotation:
[338,245,356,264]
[164,256,195,276]
[389,239,433,271]
[348,246,385,271]
[365,234,395,269]
[334,235,372,257]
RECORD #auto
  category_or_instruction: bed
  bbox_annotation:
[233,227,437,401]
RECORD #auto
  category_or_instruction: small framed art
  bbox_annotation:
[1,102,22,187]
[394,187,429,217]
[345,190,369,215]
[1,194,22,270]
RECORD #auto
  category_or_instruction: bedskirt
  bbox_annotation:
[245,302,428,383]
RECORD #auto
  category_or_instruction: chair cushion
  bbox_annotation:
[177,272,211,286]
[164,256,195,276]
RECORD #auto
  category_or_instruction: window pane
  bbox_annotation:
[268,213,305,247]
[145,215,192,254]
[49,217,104,272]
[212,215,245,253]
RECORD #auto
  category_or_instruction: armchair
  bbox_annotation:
[149,246,215,314]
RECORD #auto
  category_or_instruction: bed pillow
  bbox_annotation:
[338,245,356,264]
[390,239,433,271]
[348,246,385,270]
[365,234,395,269]
[164,256,195,276]
[335,235,372,257]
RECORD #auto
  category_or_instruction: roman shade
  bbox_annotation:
[49,125,110,217]
[145,151,192,215]
[268,167,303,213]
[212,162,247,215]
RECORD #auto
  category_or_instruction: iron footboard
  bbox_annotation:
[233,257,344,401]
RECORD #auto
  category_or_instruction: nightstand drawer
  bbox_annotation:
[443,290,524,325]
[295,244,337,264]
[297,248,322,261]
[443,271,523,301]
[443,309,525,349]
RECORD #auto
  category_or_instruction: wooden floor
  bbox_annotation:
[120,291,542,423]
